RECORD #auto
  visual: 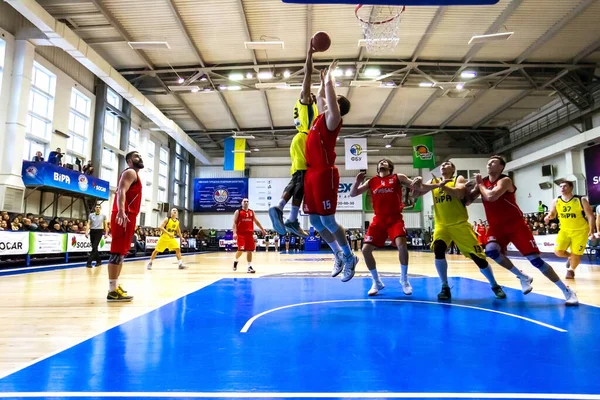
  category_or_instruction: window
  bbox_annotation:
[0,38,5,94]
[23,139,46,162]
[173,184,179,207]
[184,164,190,209]
[128,128,139,151]
[104,112,120,148]
[101,148,118,187]
[27,62,56,141]
[107,88,121,109]
[158,147,168,203]
[67,89,91,158]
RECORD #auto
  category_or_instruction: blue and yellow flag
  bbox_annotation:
[223,138,246,171]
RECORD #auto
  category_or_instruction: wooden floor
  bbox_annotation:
[0,249,598,379]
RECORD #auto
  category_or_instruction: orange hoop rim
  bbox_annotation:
[355,4,406,25]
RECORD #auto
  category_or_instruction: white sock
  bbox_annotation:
[178,259,183,265]
[435,259,448,285]
[277,199,286,210]
[248,263,252,269]
[370,269,380,281]
[289,206,300,222]
[509,266,526,278]
[327,240,342,254]
[400,264,408,281]
[109,279,117,292]
[554,280,569,296]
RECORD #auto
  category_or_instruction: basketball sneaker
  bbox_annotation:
[400,278,413,295]
[178,260,187,269]
[331,251,343,277]
[437,284,451,301]
[565,288,579,306]
[341,254,358,282]
[117,285,127,295]
[146,261,152,270]
[284,219,308,237]
[368,280,385,296]
[107,290,133,302]
[491,285,507,299]
[247,266,256,274]
[566,269,575,279]
[268,207,286,235]
[519,275,534,294]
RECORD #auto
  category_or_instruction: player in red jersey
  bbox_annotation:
[350,159,416,296]
[475,221,487,246]
[472,155,578,306]
[303,60,357,282]
[107,151,144,302]
[233,198,266,274]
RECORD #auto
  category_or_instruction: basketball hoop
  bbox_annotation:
[355,4,405,54]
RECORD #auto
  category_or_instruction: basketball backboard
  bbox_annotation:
[283,0,499,5]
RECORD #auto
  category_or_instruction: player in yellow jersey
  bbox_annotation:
[544,181,595,279]
[414,161,521,300]
[268,45,318,238]
[146,208,186,270]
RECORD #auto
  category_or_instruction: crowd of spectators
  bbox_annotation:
[30,147,95,176]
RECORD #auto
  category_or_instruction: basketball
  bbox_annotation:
[311,31,331,52]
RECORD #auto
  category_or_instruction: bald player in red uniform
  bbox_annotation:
[472,155,578,306]
[350,159,416,296]
[233,198,266,274]
[302,60,357,282]
[107,151,144,302]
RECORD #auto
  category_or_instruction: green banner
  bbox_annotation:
[411,135,435,169]
[29,232,67,255]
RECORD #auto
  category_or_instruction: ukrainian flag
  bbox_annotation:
[223,137,246,171]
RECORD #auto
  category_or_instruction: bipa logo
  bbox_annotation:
[53,172,71,184]
[338,183,352,193]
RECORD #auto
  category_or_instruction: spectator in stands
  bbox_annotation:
[32,151,44,162]
[75,158,82,172]
[0,220,7,230]
[39,220,50,232]
[83,160,94,176]
[596,204,600,235]
[48,148,64,166]
[538,200,549,213]
[51,223,62,233]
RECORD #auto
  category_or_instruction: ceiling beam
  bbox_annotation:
[515,0,596,64]
[53,11,102,19]
[461,0,525,65]
[83,36,125,44]
[118,60,596,75]
[411,7,446,62]
[573,37,600,63]
[405,90,443,128]
[370,69,412,127]
[36,0,91,5]
[306,4,313,54]
[165,0,240,131]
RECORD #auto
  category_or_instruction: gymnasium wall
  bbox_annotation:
[192,162,423,231]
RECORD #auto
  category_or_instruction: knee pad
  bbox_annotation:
[320,215,340,233]
[309,214,326,232]
[526,254,546,269]
[433,240,447,259]
[470,254,489,269]
[108,253,124,265]
[485,242,502,260]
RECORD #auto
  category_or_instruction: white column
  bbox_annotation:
[565,150,585,195]
[0,39,35,212]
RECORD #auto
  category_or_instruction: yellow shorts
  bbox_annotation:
[555,229,589,256]
[156,235,179,252]
[432,220,485,259]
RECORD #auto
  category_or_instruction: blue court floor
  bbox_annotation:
[0,276,599,400]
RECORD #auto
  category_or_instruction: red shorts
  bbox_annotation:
[488,219,539,256]
[236,232,256,252]
[364,216,406,248]
[302,167,339,216]
[110,212,137,256]
[477,234,487,245]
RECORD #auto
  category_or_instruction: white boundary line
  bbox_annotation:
[240,299,567,333]
[0,277,222,380]
[0,392,598,399]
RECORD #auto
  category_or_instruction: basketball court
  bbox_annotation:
[0,250,599,399]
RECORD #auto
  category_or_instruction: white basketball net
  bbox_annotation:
[355,5,405,54]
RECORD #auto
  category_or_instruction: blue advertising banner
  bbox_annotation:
[584,144,600,206]
[193,178,249,213]
[22,161,110,200]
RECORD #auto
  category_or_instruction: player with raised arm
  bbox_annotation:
[544,181,595,279]
[472,155,578,305]
[268,44,318,238]
[233,198,266,274]
[350,159,415,296]
[303,60,356,282]
[413,161,507,300]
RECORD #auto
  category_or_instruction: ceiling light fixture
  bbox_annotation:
[244,41,285,50]
[383,132,407,139]
[419,82,434,87]
[364,68,381,78]
[229,73,244,81]
[258,71,273,80]
[283,70,291,78]
[461,71,477,79]
[231,134,256,139]
[468,32,514,45]
[128,41,170,50]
